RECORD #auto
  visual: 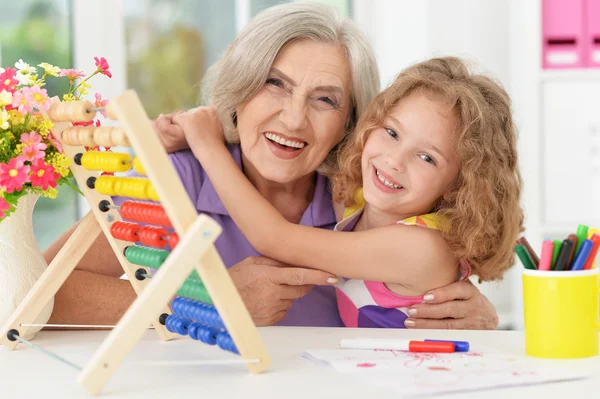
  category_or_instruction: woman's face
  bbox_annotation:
[236,39,352,184]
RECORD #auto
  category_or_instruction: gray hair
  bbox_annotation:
[201,2,380,169]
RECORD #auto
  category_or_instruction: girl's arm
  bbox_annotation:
[173,109,457,292]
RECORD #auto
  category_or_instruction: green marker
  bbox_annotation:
[516,244,537,270]
[551,239,562,270]
[576,224,589,254]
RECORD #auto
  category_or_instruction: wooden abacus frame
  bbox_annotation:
[0,90,271,395]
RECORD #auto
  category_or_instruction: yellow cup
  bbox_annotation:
[523,268,600,358]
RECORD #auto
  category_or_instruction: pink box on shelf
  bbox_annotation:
[542,0,586,69]
[587,0,600,67]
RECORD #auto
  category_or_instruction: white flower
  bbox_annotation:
[38,62,61,77]
[0,67,4,74]
[15,59,36,75]
[0,109,9,130]
[0,90,12,107]
[15,71,32,86]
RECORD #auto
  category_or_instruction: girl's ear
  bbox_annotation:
[442,186,458,202]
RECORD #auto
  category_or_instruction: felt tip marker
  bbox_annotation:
[571,239,593,270]
[424,339,469,352]
[515,244,536,270]
[539,240,554,271]
[583,234,600,270]
[339,339,455,353]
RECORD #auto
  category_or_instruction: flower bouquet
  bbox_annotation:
[0,56,112,221]
[0,56,112,334]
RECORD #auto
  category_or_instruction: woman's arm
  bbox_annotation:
[174,109,457,292]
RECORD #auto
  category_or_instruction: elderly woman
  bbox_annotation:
[45,3,498,329]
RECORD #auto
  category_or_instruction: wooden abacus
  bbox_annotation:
[0,91,271,395]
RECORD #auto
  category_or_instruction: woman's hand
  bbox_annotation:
[152,113,189,153]
[229,256,338,326]
[172,106,225,156]
[404,280,499,330]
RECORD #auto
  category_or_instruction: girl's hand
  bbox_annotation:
[172,106,225,155]
[152,113,189,153]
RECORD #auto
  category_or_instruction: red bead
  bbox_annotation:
[139,226,169,248]
[120,201,172,228]
[110,221,141,242]
[169,232,180,249]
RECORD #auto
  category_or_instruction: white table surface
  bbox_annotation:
[1,327,598,398]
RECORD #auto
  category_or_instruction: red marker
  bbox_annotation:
[340,338,455,353]
[583,234,600,270]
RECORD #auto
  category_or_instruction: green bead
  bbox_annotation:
[125,245,169,269]
[177,278,213,304]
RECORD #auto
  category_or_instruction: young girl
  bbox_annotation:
[173,57,524,328]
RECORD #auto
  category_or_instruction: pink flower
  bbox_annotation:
[0,198,10,218]
[94,57,112,78]
[20,131,42,146]
[21,142,47,162]
[94,93,108,117]
[20,131,47,161]
[29,161,60,191]
[0,68,19,93]
[59,69,85,80]
[12,88,33,114]
[47,132,63,153]
[0,158,31,193]
[24,85,51,111]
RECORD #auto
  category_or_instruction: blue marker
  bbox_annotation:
[424,339,469,352]
[570,239,593,271]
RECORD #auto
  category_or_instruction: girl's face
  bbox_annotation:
[236,39,352,184]
[361,90,461,219]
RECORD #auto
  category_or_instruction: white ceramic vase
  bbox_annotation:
[0,193,53,338]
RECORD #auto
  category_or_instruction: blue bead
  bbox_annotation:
[188,322,201,340]
[217,332,239,355]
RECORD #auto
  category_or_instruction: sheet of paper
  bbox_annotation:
[303,346,589,397]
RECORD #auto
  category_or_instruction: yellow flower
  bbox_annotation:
[14,143,26,156]
[38,63,61,77]
[46,152,71,177]
[0,90,12,107]
[42,187,58,199]
[79,81,91,97]
[0,109,9,130]
[62,93,76,102]
[9,110,25,126]
[36,119,54,138]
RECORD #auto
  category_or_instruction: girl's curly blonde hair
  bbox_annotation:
[333,57,524,282]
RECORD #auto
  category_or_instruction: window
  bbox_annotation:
[0,0,77,251]
[251,0,350,17]
[123,0,238,118]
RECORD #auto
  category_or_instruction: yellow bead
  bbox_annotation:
[146,183,160,202]
[133,157,146,176]
[81,151,132,173]
[95,176,118,196]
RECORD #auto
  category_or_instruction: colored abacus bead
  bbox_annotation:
[80,151,132,173]
[132,157,146,175]
[120,201,173,227]
[177,278,212,304]
[95,176,119,196]
[146,183,160,202]
[169,232,179,249]
[110,221,141,242]
[124,245,169,269]
[138,226,169,248]
[194,324,219,345]
[217,333,239,354]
